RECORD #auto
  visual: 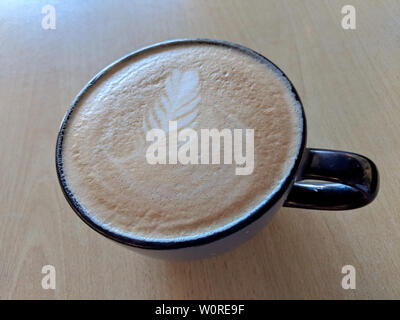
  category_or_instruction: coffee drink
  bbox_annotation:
[61,42,303,239]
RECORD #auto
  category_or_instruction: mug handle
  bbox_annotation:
[283,148,379,210]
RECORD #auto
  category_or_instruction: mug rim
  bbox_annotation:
[55,38,307,250]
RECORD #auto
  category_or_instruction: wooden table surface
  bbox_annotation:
[0,0,399,300]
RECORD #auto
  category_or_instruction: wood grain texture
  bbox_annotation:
[0,0,399,299]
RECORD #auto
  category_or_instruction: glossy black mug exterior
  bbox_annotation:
[56,39,379,260]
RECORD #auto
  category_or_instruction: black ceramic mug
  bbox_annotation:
[56,39,379,260]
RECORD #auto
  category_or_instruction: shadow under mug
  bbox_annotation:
[55,39,379,260]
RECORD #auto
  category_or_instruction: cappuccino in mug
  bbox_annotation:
[60,41,303,240]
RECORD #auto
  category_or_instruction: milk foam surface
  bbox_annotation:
[62,43,302,239]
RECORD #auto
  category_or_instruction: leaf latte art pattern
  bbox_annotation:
[143,69,200,133]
